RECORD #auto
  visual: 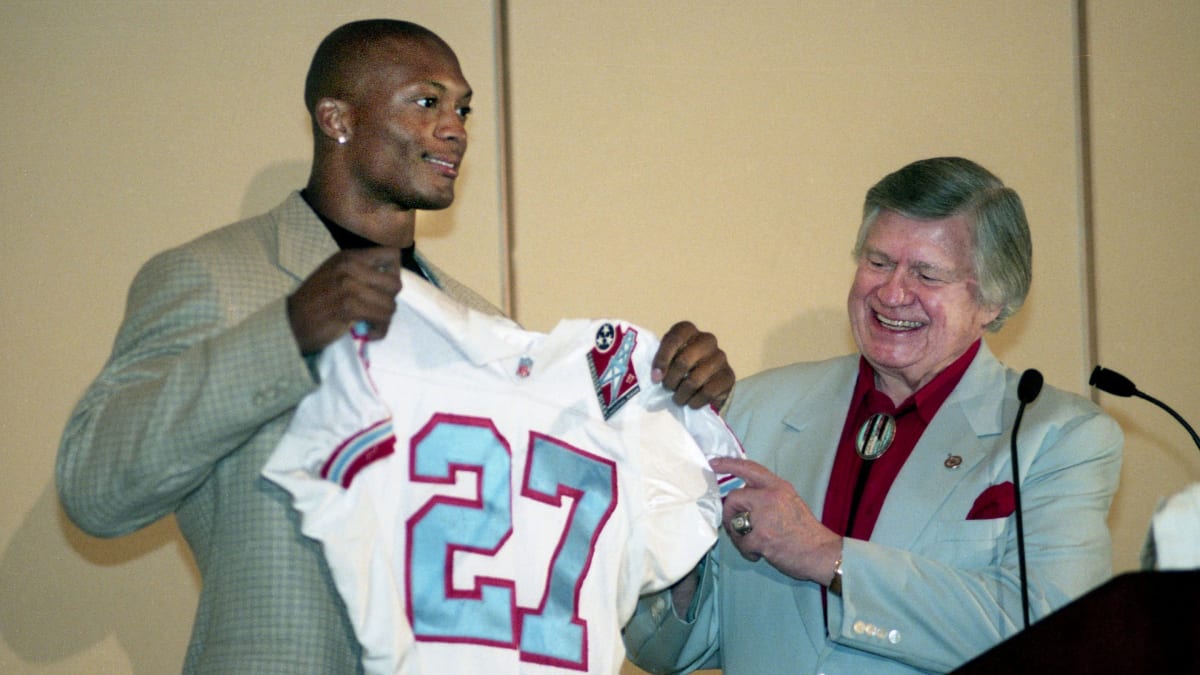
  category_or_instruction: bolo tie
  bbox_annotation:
[845,409,914,536]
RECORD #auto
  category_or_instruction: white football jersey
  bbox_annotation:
[263,270,744,675]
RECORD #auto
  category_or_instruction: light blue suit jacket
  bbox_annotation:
[625,343,1122,674]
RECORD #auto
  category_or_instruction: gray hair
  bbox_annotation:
[852,157,1032,332]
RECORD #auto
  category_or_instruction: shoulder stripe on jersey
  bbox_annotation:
[321,420,397,488]
[716,474,746,497]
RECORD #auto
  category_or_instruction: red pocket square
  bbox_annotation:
[966,481,1015,520]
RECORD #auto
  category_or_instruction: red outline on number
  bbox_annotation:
[405,413,519,649]
[516,431,618,670]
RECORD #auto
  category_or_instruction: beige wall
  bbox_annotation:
[2,1,1196,672]
[1086,0,1200,580]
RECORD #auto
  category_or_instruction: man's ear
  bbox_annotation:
[314,98,351,143]
[981,302,1004,330]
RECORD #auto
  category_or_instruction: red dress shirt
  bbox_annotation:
[821,340,981,540]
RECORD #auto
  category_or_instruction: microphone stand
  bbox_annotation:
[1010,402,1031,630]
[1130,390,1200,451]
[1012,369,1043,631]
[1090,366,1200,452]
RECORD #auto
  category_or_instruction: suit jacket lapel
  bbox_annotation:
[275,192,338,283]
[871,342,1009,548]
[772,358,858,654]
[777,357,858,520]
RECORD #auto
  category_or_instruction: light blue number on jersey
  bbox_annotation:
[408,416,515,646]
[519,431,617,666]
[408,415,617,668]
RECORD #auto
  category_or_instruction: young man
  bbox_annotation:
[58,20,733,673]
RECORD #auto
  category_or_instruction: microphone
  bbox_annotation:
[1089,365,1200,451]
[1018,369,1044,405]
[1011,368,1042,631]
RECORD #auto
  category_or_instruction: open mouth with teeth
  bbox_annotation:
[423,155,459,178]
[425,157,455,169]
[876,313,925,331]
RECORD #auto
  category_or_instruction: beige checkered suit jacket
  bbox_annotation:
[58,192,502,673]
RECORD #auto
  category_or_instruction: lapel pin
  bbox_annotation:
[944,454,963,469]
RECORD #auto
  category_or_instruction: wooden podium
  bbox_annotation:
[954,570,1200,673]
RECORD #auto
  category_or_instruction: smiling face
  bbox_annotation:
[847,209,1002,400]
[341,35,472,211]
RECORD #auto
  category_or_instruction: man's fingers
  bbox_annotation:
[364,248,402,277]
[671,348,735,408]
[652,321,700,381]
[710,457,776,487]
[288,248,404,352]
[652,323,735,409]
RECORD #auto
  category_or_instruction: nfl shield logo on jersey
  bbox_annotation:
[588,322,641,419]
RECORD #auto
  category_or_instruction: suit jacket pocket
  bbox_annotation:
[926,518,1008,567]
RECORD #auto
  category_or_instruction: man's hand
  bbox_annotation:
[287,248,403,354]
[652,321,735,409]
[711,457,843,585]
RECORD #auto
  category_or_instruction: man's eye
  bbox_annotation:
[416,97,437,109]
[456,106,472,120]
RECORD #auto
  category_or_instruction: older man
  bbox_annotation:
[58,19,732,673]
[624,157,1122,674]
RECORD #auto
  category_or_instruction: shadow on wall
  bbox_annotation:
[239,160,310,220]
[0,483,199,674]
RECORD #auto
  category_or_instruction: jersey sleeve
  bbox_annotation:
[261,331,419,674]
[605,322,745,596]
[261,332,394,536]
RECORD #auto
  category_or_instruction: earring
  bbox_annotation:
[337,135,347,145]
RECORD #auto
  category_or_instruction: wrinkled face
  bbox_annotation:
[343,36,472,210]
[847,210,1001,393]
